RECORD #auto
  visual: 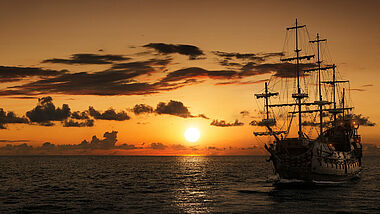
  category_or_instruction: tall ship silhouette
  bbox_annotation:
[254,19,362,182]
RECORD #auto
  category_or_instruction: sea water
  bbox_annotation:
[0,156,378,213]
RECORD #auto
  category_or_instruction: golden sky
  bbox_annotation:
[0,0,379,155]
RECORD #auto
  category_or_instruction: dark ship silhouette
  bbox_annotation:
[254,19,362,182]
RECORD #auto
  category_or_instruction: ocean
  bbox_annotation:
[0,156,378,213]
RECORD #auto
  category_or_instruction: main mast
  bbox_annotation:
[295,19,302,139]
[282,19,314,139]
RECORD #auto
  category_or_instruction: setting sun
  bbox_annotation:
[184,127,201,142]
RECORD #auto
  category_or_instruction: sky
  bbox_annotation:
[0,0,379,155]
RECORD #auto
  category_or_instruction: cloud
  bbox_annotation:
[361,84,373,87]
[0,108,29,129]
[0,139,30,143]
[132,104,154,115]
[213,51,283,62]
[88,106,130,121]
[133,101,208,119]
[0,65,67,82]
[161,67,237,83]
[349,88,366,92]
[111,58,171,73]
[171,144,191,150]
[155,100,193,118]
[0,131,143,154]
[1,59,181,97]
[344,114,376,127]
[240,145,259,150]
[42,53,130,64]
[0,143,33,153]
[63,119,94,127]
[249,119,276,126]
[71,111,90,119]
[239,62,315,78]
[208,146,224,151]
[349,84,374,92]
[210,119,244,127]
[143,43,204,60]
[26,96,71,124]
[215,79,268,86]
[149,142,168,150]
[197,114,209,119]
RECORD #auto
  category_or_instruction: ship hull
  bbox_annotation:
[266,140,362,182]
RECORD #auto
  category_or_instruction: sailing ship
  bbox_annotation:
[254,19,362,182]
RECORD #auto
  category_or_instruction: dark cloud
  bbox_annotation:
[1,59,180,97]
[239,62,314,78]
[155,100,193,118]
[0,143,33,153]
[208,146,224,151]
[219,60,242,67]
[0,65,67,82]
[161,67,237,83]
[350,84,374,92]
[149,142,168,150]
[240,145,259,150]
[171,144,198,151]
[0,108,29,129]
[133,101,208,119]
[88,106,130,121]
[42,53,130,65]
[0,140,30,143]
[197,114,209,119]
[349,88,366,92]
[143,43,204,60]
[63,119,94,127]
[111,58,171,72]
[215,79,268,86]
[0,131,142,154]
[26,96,71,124]
[5,96,38,100]
[71,111,90,120]
[212,51,284,62]
[249,119,276,126]
[213,51,284,68]
[344,114,376,127]
[171,144,189,150]
[132,104,154,115]
[210,119,244,127]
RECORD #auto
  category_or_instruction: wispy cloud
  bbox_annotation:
[0,65,66,83]
[42,53,131,65]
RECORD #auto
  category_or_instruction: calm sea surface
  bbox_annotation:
[0,156,378,213]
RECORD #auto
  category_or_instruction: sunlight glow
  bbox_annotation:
[184,127,200,142]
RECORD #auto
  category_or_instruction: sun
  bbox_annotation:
[184,127,200,143]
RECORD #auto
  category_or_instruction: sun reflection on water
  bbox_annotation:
[173,156,214,213]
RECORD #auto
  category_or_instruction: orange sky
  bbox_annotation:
[0,0,379,155]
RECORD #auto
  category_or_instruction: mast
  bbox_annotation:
[265,82,269,120]
[321,65,349,124]
[281,19,315,139]
[254,82,286,137]
[332,65,336,123]
[342,88,345,119]
[295,19,302,139]
[310,33,327,135]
